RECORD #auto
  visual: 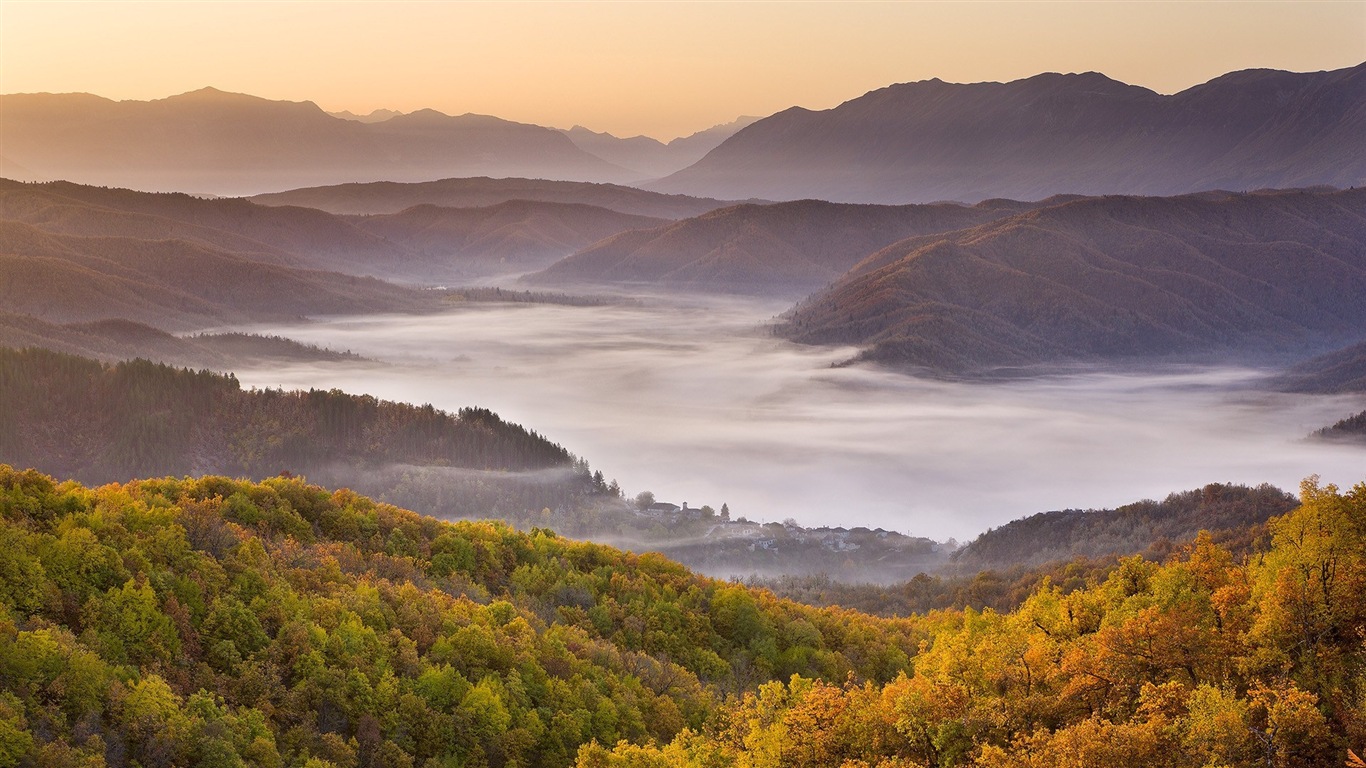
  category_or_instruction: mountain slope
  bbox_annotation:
[0,88,635,195]
[653,64,1366,203]
[0,218,425,329]
[350,201,666,278]
[779,188,1366,373]
[251,176,741,218]
[525,198,1031,296]
[1270,340,1366,393]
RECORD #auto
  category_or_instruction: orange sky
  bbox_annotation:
[1,1,1362,140]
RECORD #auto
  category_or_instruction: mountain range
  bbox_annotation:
[524,198,1044,296]
[556,116,760,178]
[652,64,1366,203]
[778,188,1366,374]
[0,88,635,194]
[5,64,1360,202]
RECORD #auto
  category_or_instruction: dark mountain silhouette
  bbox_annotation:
[524,198,1050,296]
[350,201,666,279]
[0,88,636,195]
[251,176,742,218]
[558,116,760,178]
[652,64,1366,203]
[779,188,1366,374]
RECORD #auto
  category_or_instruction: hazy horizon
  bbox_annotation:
[2,1,1361,141]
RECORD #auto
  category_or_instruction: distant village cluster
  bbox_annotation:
[635,496,931,557]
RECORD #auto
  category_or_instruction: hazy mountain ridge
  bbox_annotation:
[0,177,672,286]
[1270,340,1366,393]
[558,116,760,178]
[524,197,1037,296]
[653,64,1366,203]
[0,218,427,330]
[349,201,667,279]
[0,88,638,195]
[780,188,1366,373]
[250,175,744,218]
[0,313,360,369]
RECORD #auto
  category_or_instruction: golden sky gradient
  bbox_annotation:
[2,1,1362,140]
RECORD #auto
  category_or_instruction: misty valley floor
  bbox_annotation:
[217,294,1366,541]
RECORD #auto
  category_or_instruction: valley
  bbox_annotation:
[1,25,1364,763]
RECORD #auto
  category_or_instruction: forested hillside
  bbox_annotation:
[760,483,1297,617]
[0,469,1360,766]
[950,483,1296,571]
[0,467,920,767]
[1312,410,1366,443]
[585,478,1366,767]
[0,346,572,486]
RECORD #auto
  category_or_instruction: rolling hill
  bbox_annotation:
[0,218,427,330]
[250,175,742,218]
[0,88,635,195]
[1,177,672,283]
[525,198,1033,296]
[349,201,666,278]
[779,188,1366,374]
[653,64,1366,203]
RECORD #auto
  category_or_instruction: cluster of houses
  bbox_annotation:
[640,499,904,554]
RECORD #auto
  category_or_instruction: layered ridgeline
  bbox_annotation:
[347,201,667,278]
[524,198,1048,296]
[249,176,740,219]
[0,178,669,285]
[555,117,760,179]
[653,63,1366,203]
[0,88,635,194]
[0,315,362,371]
[780,188,1366,374]
[0,468,1361,766]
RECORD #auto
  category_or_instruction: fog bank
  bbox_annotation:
[223,296,1366,540]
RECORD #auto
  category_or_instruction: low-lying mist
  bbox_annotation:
[222,295,1366,540]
